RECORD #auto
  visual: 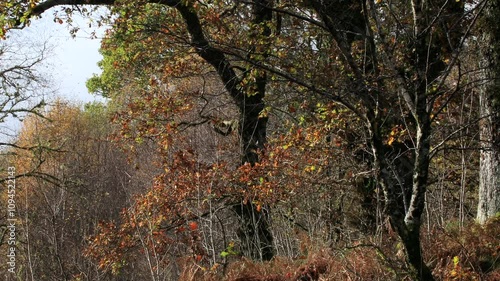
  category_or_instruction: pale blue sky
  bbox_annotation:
[1,10,106,143]
[26,12,106,103]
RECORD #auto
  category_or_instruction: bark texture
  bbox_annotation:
[477,0,500,224]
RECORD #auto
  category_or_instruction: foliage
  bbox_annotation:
[1,0,499,280]
[0,100,142,280]
[428,218,500,280]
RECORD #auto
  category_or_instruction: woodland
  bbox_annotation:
[0,0,499,280]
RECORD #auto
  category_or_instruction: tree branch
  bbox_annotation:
[174,3,244,109]
[31,0,115,16]
[29,0,179,17]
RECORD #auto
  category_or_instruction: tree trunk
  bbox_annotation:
[176,0,275,260]
[400,117,434,281]
[235,87,274,261]
[477,0,500,224]
[397,223,434,280]
[369,116,435,281]
[234,202,274,261]
[309,0,438,277]
[233,0,275,261]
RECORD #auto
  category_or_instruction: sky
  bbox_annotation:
[25,13,106,103]
[1,9,106,142]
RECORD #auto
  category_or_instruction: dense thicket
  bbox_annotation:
[1,1,499,280]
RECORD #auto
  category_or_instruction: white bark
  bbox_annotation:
[477,0,500,224]
[477,85,500,224]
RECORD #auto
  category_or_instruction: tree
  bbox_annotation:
[2,100,143,280]
[0,34,49,154]
[86,0,277,260]
[0,35,58,279]
[477,0,500,224]
[292,1,463,279]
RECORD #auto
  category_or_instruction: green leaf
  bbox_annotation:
[220,251,229,258]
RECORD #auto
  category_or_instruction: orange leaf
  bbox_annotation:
[189,221,198,231]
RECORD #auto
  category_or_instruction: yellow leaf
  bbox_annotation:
[387,136,395,146]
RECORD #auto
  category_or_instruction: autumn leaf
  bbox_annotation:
[189,221,198,231]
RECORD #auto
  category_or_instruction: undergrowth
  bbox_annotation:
[176,217,499,281]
